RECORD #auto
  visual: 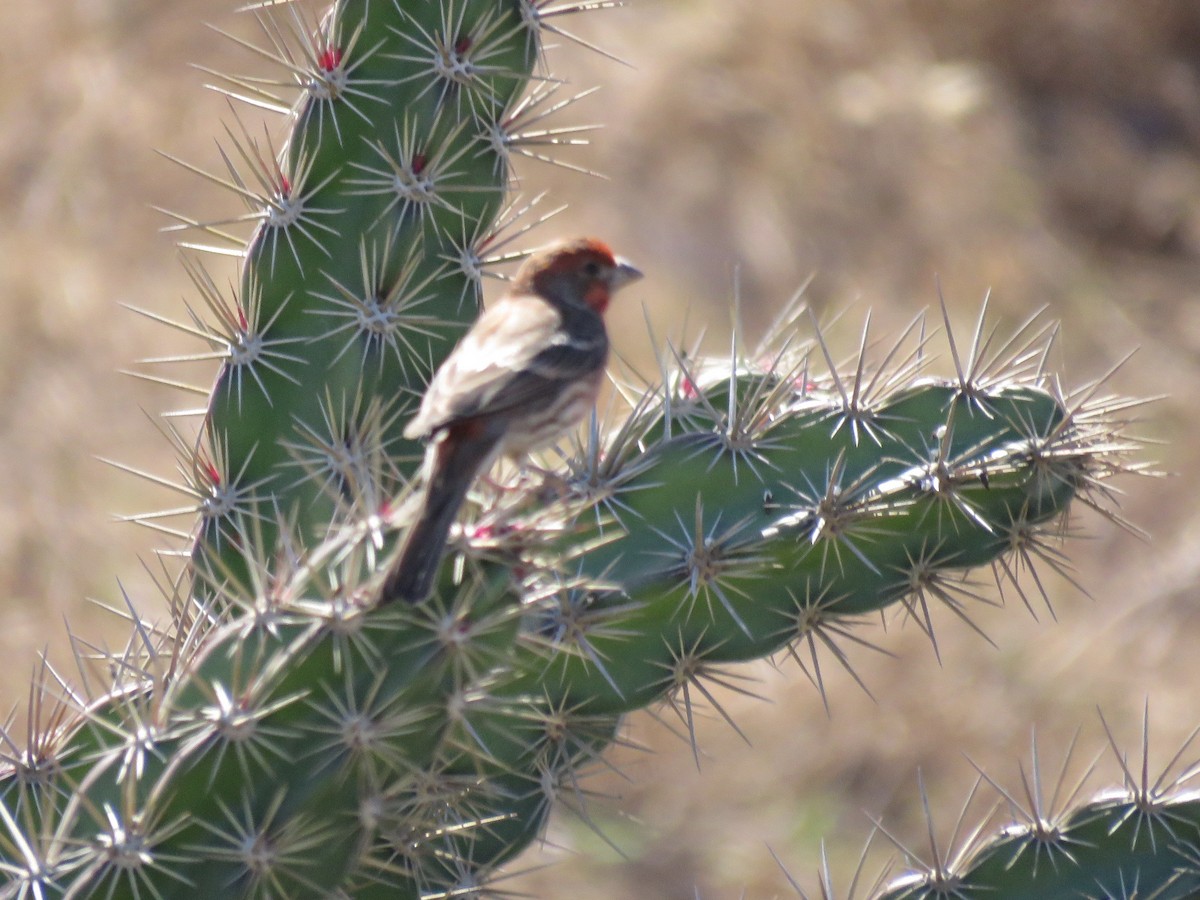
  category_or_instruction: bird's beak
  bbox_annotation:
[610,257,643,292]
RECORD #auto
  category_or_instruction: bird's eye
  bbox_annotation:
[583,261,602,278]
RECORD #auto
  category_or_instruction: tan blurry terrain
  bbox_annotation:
[4,1,1200,896]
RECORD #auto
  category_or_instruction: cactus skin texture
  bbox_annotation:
[0,1,1183,899]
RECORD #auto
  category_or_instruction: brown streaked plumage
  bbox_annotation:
[380,238,642,605]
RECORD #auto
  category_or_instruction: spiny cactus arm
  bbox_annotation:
[886,801,1200,899]
[865,715,1200,899]
[475,333,1104,716]
[166,0,545,608]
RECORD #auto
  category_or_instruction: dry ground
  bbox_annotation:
[3,1,1200,896]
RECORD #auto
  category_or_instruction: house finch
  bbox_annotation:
[380,238,642,604]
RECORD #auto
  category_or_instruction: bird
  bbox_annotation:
[379,237,643,604]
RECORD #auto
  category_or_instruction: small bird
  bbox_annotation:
[380,238,642,604]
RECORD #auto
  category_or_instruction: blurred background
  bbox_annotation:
[4,0,1200,896]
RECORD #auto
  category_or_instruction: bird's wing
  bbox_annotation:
[404,294,606,438]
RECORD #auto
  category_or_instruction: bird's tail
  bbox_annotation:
[379,426,502,605]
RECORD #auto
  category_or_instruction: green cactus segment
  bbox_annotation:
[493,377,1079,714]
[192,0,538,599]
[878,793,1200,899]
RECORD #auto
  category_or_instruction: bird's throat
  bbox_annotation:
[583,283,610,314]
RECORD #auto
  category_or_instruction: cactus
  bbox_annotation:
[789,709,1200,900]
[0,1,1186,898]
